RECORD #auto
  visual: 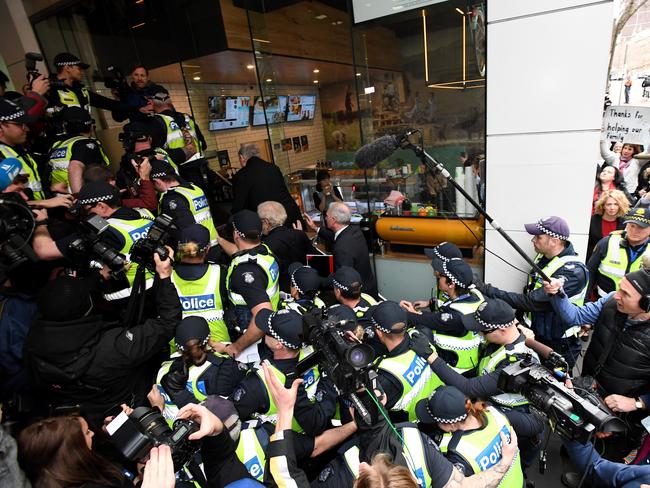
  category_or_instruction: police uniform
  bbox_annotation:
[229,309,337,437]
[424,241,465,311]
[281,262,326,314]
[48,135,110,190]
[370,301,443,422]
[415,386,524,488]
[587,208,650,297]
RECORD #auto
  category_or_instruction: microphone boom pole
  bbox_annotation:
[405,141,551,282]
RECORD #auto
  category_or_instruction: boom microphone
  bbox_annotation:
[354,129,419,169]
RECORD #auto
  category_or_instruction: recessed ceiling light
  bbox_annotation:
[313,69,320,73]
[246,64,255,70]
[313,80,319,84]
[266,78,272,82]
[315,14,327,19]
[356,73,361,77]
[193,76,201,81]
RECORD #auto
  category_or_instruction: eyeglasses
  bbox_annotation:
[1,121,27,128]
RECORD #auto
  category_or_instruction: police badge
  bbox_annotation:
[243,272,254,284]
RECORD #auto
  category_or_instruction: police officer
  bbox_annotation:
[414,298,546,467]
[171,224,230,343]
[478,216,588,368]
[369,301,443,422]
[329,266,379,319]
[156,316,245,421]
[31,181,155,305]
[587,207,650,299]
[282,262,326,314]
[150,159,217,245]
[220,210,280,361]
[413,242,464,312]
[415,386,524,487]
[48,107,110,193]
[149,87,206,167]
[229,308,337,437]
[402,257,484,376]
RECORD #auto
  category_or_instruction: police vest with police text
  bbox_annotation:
[54,86,90,111]
[439,407,524,487]
[376,340,443,421]
[526,252,587,313]
[226,247,280,310]
[0,144,45,200]
[477,340,539,408]
[171,264,230,343]
[157,113,200,154]
[156,359,214,421]
[104,209,155,301]
[597,233,650,297]
[235,422,269,482]
[434,288,485,374]
[48,136,110,189]
[162,184,217,245]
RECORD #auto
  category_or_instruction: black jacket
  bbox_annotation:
[263,225,316,291]
[319,225,378,298]
[231,157,303,228]
[587,214,624,261]
[24,276,181,421]
[583,296,650,398]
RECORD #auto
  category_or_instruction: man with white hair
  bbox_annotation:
[306,201,378,297]
[231,143,303,227]
[258,201,314,292]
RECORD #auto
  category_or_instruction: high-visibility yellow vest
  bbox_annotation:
[235,423,268,482]
[526,252,587,310]
[157,113,200,153]
[226,247,280,310]
[54,86,90,110]
[156,358,213,420]
[439,407,524,487]
[354,293,379,317]
[171,264,229,342]
[596,233,650,297]
[0,144,45,200]
[253,362,304,433]
[161,184,217,245]
[48,136,110,189]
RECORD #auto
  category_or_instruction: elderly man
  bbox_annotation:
[258,201,314,292]
[306,202,378,297]
[231,143,303,228]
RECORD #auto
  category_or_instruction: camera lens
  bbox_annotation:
[347,344,373,369]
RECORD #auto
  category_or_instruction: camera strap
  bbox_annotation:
[124,264,148,328]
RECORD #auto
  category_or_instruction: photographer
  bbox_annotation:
[31,180,156,305]
[23,250,181,425]
[229,308,337,437]
[47,106,110,193]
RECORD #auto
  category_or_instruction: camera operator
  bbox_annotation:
[476,216,588,369]
[156,316,245,420]
[148,87,206,167]
[229,308,337,437]
[150,160,217,246]
[23,251,181,425]
[545,268,650,458]
[367,301,443,422]
[412,299,547,467]
[47,106,110,194]
[31,181,156,305]
[401,257,484,376]
[1,69,50,128]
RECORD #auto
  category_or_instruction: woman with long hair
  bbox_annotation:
[588,189,629,260]
[600,141,643,194]
[17,415,130,488]
[592,165,631,213]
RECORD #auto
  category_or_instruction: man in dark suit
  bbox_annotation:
[258,200,316,291]
[305,201,378,297]
[231,143,303,227]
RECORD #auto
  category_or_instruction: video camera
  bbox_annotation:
[108,407,200,473]
[103,65,129,98]
[498,354,626,443]
[68,214,126,276]
[129,214,175,271]
[0,193,38,282]
[297,308,377,424]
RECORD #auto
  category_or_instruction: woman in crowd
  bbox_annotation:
[592,165,631,213]
[588,189,629,260]
[600,141,643,194]
[415,385,524,487]
[312,170,343,220]
[17,415,132,488]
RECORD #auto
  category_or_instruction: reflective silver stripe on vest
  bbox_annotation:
[103,278,154,301]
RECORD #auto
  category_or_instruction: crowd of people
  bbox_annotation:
[1,52,650,488]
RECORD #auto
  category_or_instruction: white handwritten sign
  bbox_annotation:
[602,105,650,146]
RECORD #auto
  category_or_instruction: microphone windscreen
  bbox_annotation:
[354,135,398,169]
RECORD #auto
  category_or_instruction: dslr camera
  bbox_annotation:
[24,52,66,89]
[108,407,199,472]
[68,214,126,276]
[498,354,626,443]
[0,193,39,281]
[103,65,129,99]
[129,214,175,271]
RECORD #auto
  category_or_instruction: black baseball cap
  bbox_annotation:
[329,266,363,293]
[368,301,408,334]
[175,316,210,350]
[53,52,90,70]
[424,242,462,271]
[0,98,37,124]
[255,308,302,349]
[623,207,650,229]
[178,223,210,248]
[326,304,357,331]
[230,210,262,239]
[437,258,473,288]
[461,298,516,333]
[78,180,118,206]
[415,386,468,424]
[122,120,155,139]
[150,159,176,179]
[61,106,94,125]
[288,262,322,294]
